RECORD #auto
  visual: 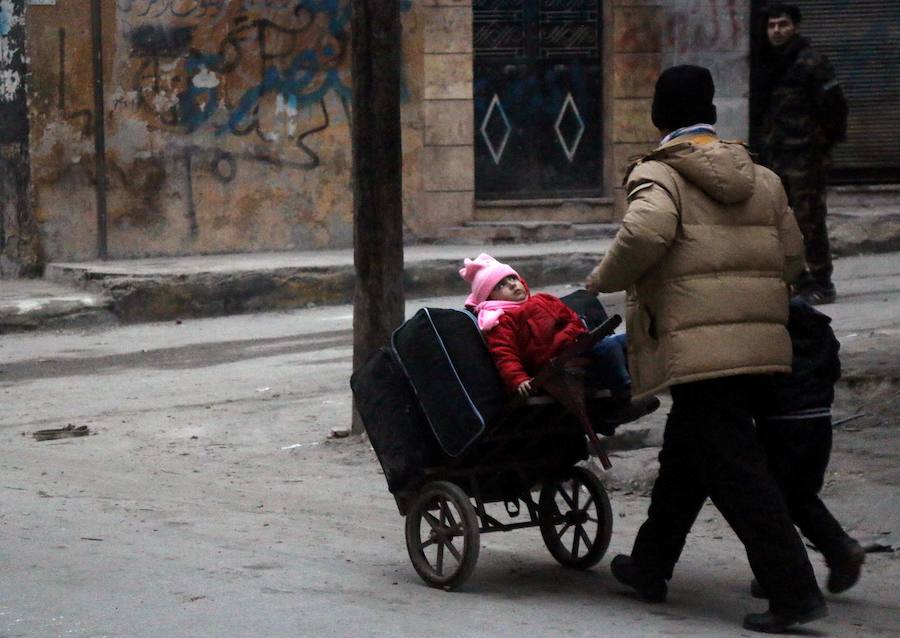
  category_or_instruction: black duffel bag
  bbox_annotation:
[350,347,443,493]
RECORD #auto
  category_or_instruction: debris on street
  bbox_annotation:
[32,424,90,441]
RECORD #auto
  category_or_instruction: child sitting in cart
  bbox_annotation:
[460,253,655,425]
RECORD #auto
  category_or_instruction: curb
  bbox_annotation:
[2,207,898,331]
[42,251,601,324]
[0,294,115,333]
[830,210,900,256]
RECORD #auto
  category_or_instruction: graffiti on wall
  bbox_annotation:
[104,1,358,240]
[121,0,353,170]
[33,0,413,256]
[0,0,25,103]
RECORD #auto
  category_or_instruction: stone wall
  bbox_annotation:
[610,0,750,216]
[20,1,752,261]
[611,0,663,214]
[25,0,423,262]
[661,0,750,141]
[417,0,474,238]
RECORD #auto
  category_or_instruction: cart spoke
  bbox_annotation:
[581,494,595,512]
[556,485,576,510]
[421,538,436,550]
[444,538,462,562]
[571,524,582,556]
[436,539,445,575]
[556,522,572,540]
[439,501,458,529]
[586,516,598,524]
[422,510,443,531]
[578,525,592,548]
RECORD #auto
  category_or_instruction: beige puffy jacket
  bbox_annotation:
[586,134,805,399]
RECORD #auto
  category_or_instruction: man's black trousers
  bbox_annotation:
[630,376,823,613]
[757,414,854,564]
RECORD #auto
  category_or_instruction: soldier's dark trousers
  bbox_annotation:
[630,376,824,614]
[757,414,855,564]
[780,156,833,289]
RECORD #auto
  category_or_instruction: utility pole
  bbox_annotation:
[90,0,109,259]
[350,0,405,434]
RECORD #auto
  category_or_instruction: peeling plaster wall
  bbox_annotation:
[1,0,40,277]
[0,0,25,102]
[611,0,750,217]
[661,0,750,141]
[26,0,423,261]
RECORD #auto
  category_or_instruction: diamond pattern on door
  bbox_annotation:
[554,92,585,162]
[480,94,513,165]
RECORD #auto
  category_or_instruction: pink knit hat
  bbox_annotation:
[459,253,519,307]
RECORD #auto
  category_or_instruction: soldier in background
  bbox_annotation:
[754,3,848,305]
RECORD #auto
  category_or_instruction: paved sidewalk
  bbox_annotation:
[0,279,115,331]
[2,203,899,332]
[2,239,611,331]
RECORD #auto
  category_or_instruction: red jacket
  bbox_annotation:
[483,293,586,393]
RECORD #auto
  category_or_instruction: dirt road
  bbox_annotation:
[1,253,897,637]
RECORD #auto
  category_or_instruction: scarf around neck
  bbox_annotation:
[474,299,525,331]
[660,123,717,145]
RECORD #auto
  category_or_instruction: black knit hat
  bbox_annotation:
[651,65,717,131]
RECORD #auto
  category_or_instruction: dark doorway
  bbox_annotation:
[473,1,604,200]
[750,0,900,184]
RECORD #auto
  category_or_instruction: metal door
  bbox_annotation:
[474,1,604,200]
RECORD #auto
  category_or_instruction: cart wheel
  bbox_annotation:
[538,466,612,569]
[404,481,480,590]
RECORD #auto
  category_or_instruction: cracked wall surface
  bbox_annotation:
[26,0,423,261]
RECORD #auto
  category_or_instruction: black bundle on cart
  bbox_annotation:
[351,299,642,590]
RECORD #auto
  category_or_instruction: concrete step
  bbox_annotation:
[39,240,610,325]
[3,201,898,332]
[829,184,900,209]
[0,280,114,333]
[473,197,615,224]
[432,221,619,245]
[829,208,900,255]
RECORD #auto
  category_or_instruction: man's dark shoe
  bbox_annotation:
[750,578,767,599]
[592,396,661,434]
[743,599,828,634]
[610,554,667,603]
[797,284,836,306]
[827,540,865,593]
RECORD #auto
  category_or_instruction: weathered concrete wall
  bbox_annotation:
[0,0,40,276]
[610,0,664,215]
[418,0,474,237]
[22,1,752,260]
[610,0,750,216]
[26,0,423,262]
[661,0,750,141]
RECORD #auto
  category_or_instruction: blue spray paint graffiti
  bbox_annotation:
[115,0,412,240]
[126,0,411,168]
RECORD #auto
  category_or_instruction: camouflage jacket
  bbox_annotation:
[757,35,847,163]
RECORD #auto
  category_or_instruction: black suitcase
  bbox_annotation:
[350,347,443,493]
[392,308,507,457]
